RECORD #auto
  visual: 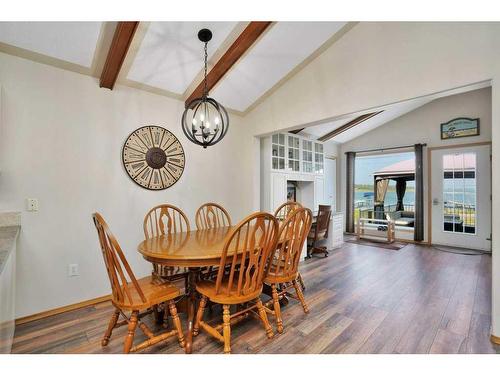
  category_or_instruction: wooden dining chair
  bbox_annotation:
[195,202,232,230]
[92,213,185,353]
[195,203,232,282]
[306,204,332,258]
[274,201,302,221]
[193,212,279,353]
[274,201,306,290]
[143,204,190,284]
[264,208,313,333]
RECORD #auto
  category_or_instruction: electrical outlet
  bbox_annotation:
[68,264,79,277]
[26,198,39,212]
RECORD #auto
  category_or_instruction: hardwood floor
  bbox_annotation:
[12,241,500,354]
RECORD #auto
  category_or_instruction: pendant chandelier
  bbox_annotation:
[181,28,229,148]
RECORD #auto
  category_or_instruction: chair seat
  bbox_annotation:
[265,258,298,284]
[196,279,262,305]
[118,276,181,310]
[264,272,298,284]
[308,230,327,239]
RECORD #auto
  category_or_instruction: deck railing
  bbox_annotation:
[355,203,414,220]
[354,201,476,230]
[443,202,476,227]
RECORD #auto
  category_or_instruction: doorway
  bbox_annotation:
[430,143,491,251]
[324,157,336,211]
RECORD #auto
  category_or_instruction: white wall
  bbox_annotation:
[338,87,491,242]
[491,71,500,342]
[0,52,256,318]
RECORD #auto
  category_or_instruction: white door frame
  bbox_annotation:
[427,141,492,249]
[324,155,337,211]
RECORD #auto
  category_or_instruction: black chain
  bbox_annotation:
[203,42,208,98]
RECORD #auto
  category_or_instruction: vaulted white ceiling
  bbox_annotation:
[210,22,347,112]
[0,21,350,113]
[0,22,102,67]
[300,97,433,143]
[126,22,238,95]
[299,80,491,144]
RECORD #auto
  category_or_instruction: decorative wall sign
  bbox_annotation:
[122,126,185,190]
[440,117,480,140]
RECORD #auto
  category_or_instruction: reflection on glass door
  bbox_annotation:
[442,152,476,234]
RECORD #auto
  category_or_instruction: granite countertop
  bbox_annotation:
[0,226,19,275]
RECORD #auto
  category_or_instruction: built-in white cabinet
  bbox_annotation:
[0,248,15,353]
[271,133,286,170]
[287,135,300,172]
[0,221,19,354]
[270,173,287,213]
[302,139,313,173]
[314,143,324,174]
[330,213,344,248]
[314,175,325,210]
[270,133,324,174]
[261,133,328,213]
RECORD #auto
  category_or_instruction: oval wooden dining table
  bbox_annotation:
[137,225,236,354]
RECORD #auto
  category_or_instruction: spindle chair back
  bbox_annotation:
[143,204,190,239]
[274,201,302,222]
[195,202,232,230]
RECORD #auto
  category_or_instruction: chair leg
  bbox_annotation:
[168,300,185,348]
[193,295,208,336]
[271,284,283,334]
[101,308,120,346]
[152,304,165,325]
[222,304,231,354]
[184,274,189,294]
[256,298,274,339]
[297,272,306,291]
[292,279,309,314]
[162,303,170,329]
[123,311,138,353]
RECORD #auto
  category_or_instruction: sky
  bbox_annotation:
[355,151,415,185]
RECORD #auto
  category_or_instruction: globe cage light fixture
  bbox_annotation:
[181,29,229,149]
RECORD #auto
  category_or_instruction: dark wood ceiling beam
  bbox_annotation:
[100,21,139,90]
[289,128,304,134]
[318,111,384,142]
[185,21,272,107]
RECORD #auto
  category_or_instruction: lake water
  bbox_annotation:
[355,188,476,207]
[355,191,414,206]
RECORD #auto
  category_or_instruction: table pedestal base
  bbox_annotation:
[185,268,200,354]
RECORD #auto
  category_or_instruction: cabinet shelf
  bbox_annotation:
[270,132,324,175]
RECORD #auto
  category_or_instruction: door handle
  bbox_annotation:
[432,198,439,206]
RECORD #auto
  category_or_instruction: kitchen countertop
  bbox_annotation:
[0,225,19,275]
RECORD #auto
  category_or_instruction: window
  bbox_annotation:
[314,143,324,173]
[442,152,476,234]
[303,140,313,173]
[271,133,285,170]
[288,136,300,172]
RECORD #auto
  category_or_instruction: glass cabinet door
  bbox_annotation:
[271,133,286,170]
[302,139,313,173]
[314,142,324,174]
[288,135,300,172]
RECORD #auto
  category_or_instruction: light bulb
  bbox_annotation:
[215,117,220,125]
[206,121,210,128]
[192,118,197,126]
[199,113,205,122]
